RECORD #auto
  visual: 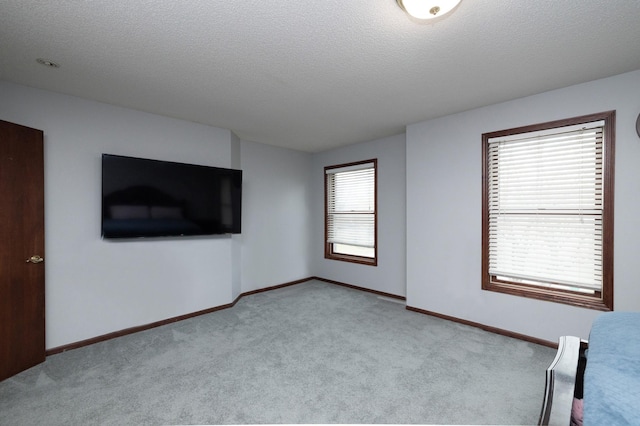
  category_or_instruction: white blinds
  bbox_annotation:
[326,162,375,248]
[487,122,604,291]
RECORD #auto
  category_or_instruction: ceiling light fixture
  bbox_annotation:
[36,58,60,68]
[396,0,461,20]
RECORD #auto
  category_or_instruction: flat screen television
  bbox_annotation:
[101,154,242,239]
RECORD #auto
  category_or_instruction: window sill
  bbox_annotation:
[482,281,612,311]
[325,253,377,266]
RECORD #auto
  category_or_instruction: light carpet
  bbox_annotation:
[0,280,555,424]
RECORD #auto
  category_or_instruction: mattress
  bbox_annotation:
[583,312,640,426]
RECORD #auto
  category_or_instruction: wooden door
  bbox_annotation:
[0,120,45,381]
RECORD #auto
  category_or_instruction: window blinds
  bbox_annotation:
[326,162,375,248]
[487,122,604,291]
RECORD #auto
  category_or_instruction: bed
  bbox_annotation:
[538,312,640,425]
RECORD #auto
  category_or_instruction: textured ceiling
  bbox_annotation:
[1,1,640,152]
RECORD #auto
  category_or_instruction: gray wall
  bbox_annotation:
[2,69,638,350]
[311,133,407,297]
[0,81,312,349]
[239,140,312,292]
[406,69,640,342]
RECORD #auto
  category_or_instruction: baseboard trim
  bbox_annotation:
[311,276,406,301]
[406,305,558,349]
[231,277,314,305]
[47,277,315,355]
[46,302,237,355]
[47,277,554,355]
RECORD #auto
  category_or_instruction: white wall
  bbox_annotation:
[230,132,242,301]
[311,134,407,297]
[239,140,312,292]
[406,70,640,343]
[0,81,310,349]
[1,81,235,348]
[3,69,637,350]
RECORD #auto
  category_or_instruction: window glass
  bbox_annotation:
[325,159,377,265]
[482,112,614,310]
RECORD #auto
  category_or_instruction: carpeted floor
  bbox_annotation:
[0,280,555,425]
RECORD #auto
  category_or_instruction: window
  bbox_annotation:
[482,111,615,310]
[325,159,377,265]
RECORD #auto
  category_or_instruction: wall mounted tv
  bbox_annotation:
[101,154,242,239]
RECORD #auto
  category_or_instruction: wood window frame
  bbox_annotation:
[324,159,378,266]
[481,111,615,311]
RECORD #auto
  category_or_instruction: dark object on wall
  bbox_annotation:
[102,154,242,239]
[636,113,640,138]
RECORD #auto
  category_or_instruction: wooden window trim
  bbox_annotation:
[324,159,378,266]
[481,111,615,311]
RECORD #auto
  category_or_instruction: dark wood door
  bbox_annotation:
[0,120,45,381]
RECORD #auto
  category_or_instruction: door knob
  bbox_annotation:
[26,255,44,264]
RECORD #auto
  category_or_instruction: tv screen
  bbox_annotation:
[101,154,242,239]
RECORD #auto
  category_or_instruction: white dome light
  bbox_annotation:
[397,0,462,20]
